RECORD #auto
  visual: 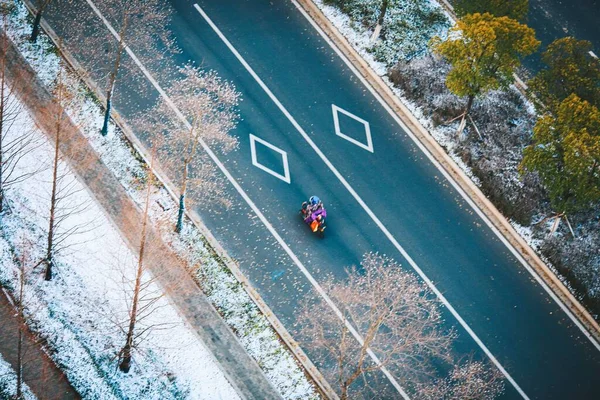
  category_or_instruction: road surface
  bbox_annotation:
[43,0,600,398]
[526,0,600,71]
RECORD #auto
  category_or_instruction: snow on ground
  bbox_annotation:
[0,90,241,399]
[0,353,37,400]
[317,0,450,65]
[3,1,318,399]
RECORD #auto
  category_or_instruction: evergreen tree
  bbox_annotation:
[520,94,600,214]
[432,13,539,116]
[528,37,600,111]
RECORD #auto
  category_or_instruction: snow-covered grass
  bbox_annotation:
[3,1,319,398]
[0,89,242,398]
[0,353,37,400]
[313,0,600,316]
[320,0,450,64]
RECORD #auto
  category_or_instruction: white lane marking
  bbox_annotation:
[332,104,374,152]
[249,134,291,184]
[290,0,600,354]
[192,5,410,398]
[83,1,409,398]
[193,3,531,399]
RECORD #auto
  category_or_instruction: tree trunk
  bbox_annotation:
[30,0,51,43]
[175,192,185,233]
[0,80,5,214]
[45,104,61,281]
[340,384,348,400]
[100,95,112,136]
[0,19,6,214]
[175,123,197,233]
[16,327,23,398]
[30,12,43,43]
[119,166,151,373]
[370,0,389,42]
[465,94,475,117]
[175,161,189,233]
[119,342,132,373]
[101,15,128,136]
[16,262,25,399]
[377,0,389,26]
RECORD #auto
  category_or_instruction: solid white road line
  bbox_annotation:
[193,3,531,399]
[83,0,409,398]
[192,4,413,398]
[290,0,600,353]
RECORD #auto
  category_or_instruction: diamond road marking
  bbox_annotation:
[332,104,374,153]
[249,134,291,184]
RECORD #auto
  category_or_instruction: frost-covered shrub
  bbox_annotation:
[540,216,600,316]
[465,89,544,224]
[390,54,600,315]
[390,55,544,224]
[323,0,450,64]
[390,55,462,124]
[370,1,449,63]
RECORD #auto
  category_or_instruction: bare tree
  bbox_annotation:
[117,159,171,373]
[13,242,31,400]
[41,65,92,281]
[63,0,178,136]
[0,239,44,400]
[297,253,504,399]
[416,360,505,400]
[138,64,240,233]
[0,2,42,214]
[117,162,153,372]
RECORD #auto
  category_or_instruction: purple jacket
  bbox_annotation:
[305,207,327,223]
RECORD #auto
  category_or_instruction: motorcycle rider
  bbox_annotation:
[304,196,326,226]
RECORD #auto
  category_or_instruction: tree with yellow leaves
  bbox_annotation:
[528,37,600,112]
[520,94,600,215]
[432,13,539,118]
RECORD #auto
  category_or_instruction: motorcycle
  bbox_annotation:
[300,201,327,238]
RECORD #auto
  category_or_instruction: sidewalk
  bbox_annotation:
[0,289,80,400]
[2,31,282,400]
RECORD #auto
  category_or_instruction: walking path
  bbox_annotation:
[2,31,281,400]
[0,289,80,400]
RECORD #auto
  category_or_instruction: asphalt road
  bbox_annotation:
[45,0,600,398]
[526,0,600,71]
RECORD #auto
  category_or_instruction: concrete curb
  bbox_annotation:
[296,0,600,344]
[19,1,335,398]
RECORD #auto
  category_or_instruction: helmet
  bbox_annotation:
[309,196,320,205]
